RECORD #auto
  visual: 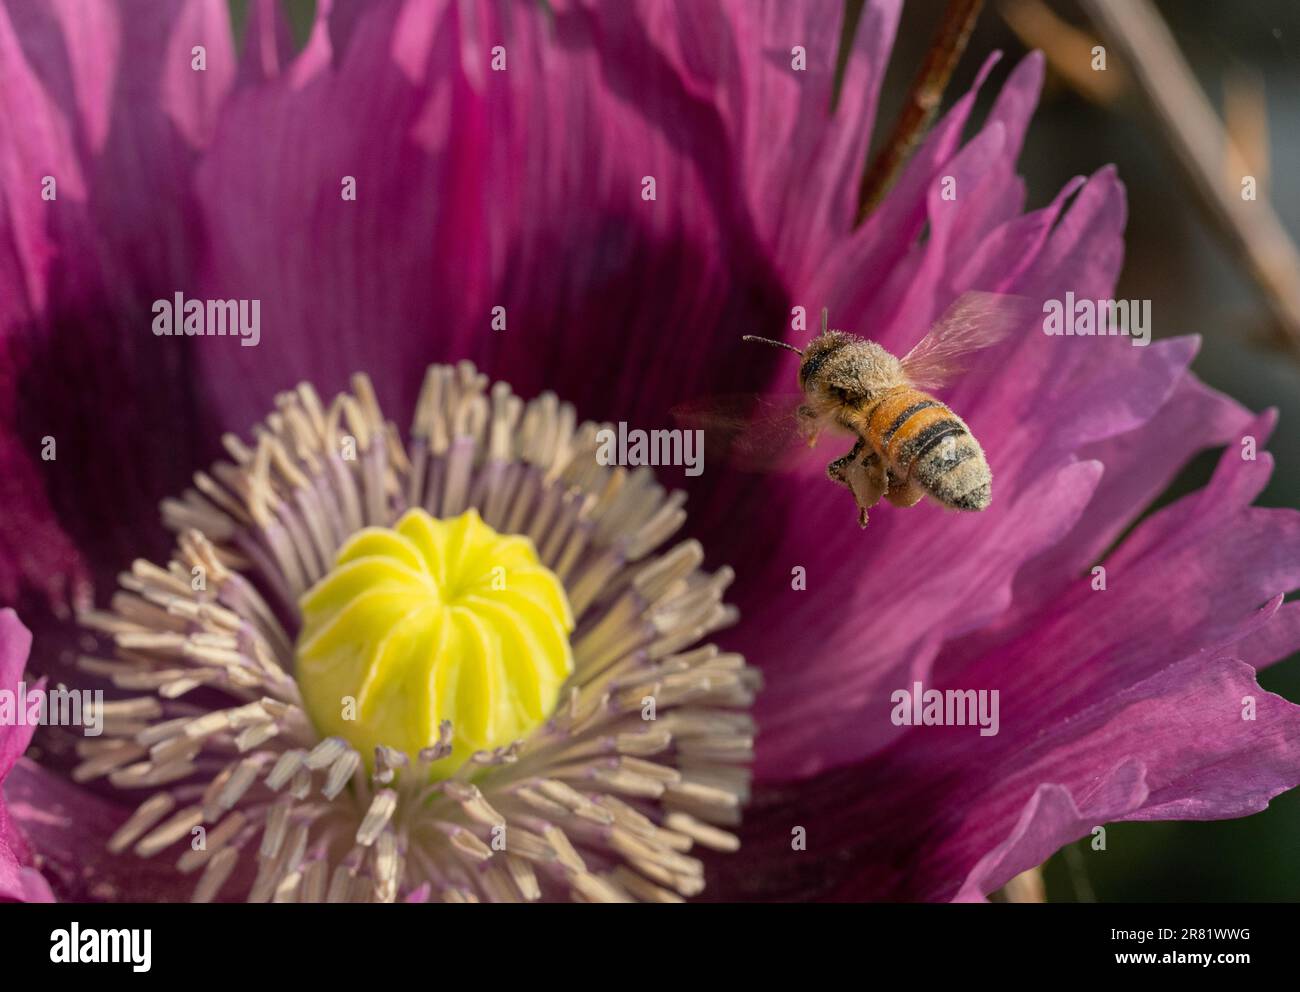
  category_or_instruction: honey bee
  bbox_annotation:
[680,293,1028,528]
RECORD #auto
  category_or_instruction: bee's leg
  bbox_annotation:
[885,469,925,508]
[846,453,888,528]
[826,438,863,485]
[828,441,886,528]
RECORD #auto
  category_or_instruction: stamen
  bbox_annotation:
[82,362,759,902]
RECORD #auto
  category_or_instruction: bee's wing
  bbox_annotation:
[670,393,832,474]
[899,291,1035,391]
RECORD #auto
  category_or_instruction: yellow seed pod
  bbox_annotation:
[296,508,574,775]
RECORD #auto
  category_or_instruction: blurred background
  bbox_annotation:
[241,0,1300,901]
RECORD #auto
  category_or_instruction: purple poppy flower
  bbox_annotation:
[1,0,1298,903]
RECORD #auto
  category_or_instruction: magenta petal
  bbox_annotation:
[0,609,55,901]
[726,0,902,286]
[5,0,121,154]
[807,50,1008,333]
[160,0,235,147]
[0,2,95,610]
[239,0,294,84]
[189,0,483,429]
[0,806,55,902]
[0,0,85,315]
[949,654,1300,899]
[1235,602,1300,670]
[1008,374,1251,618]
[0,0,252,610]
[746,458,1103,779]
[5,757,197,902]
[723,623,1300,902]
[189,0,794,435]
[0,611,35,778]
[952,761,1148,902]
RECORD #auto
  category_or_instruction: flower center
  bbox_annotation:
[295,507,574,774]
[82,364,755,903]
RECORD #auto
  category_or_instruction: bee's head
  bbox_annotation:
[797,330,856,392]
[799,332,903,408]
[742,310,902,404]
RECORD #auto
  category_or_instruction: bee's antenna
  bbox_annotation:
[741,335,803,356]
[821,307,828,334]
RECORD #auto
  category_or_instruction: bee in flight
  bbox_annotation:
[678,293,1027,528]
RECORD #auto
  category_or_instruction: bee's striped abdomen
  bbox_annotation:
[862,386,991,511]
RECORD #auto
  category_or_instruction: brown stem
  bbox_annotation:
[856,0,985,223]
